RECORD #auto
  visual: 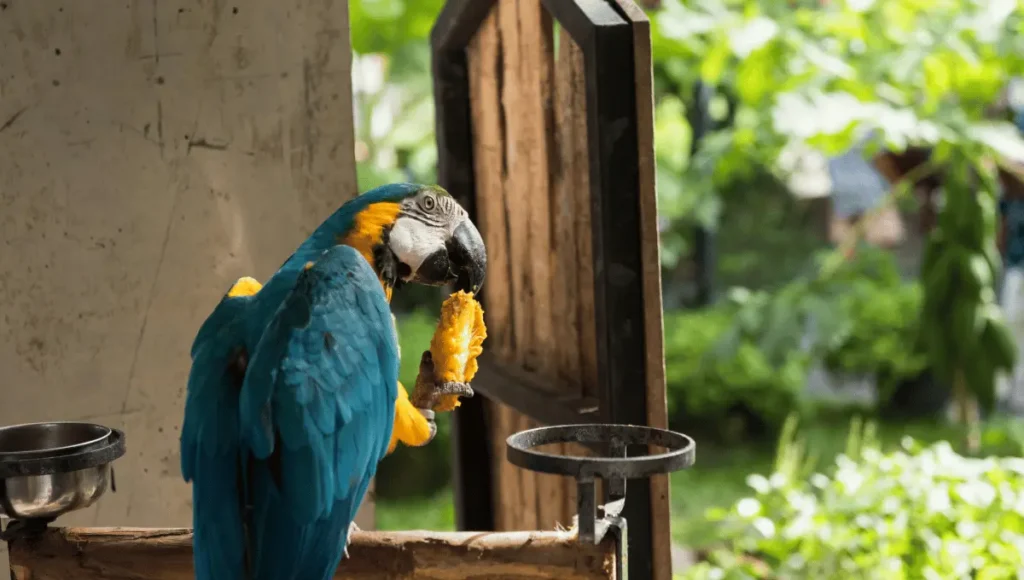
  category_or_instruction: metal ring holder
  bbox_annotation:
[507,424,696,580]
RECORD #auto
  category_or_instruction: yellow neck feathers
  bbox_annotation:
[339,202,402,302]
[227,276,263,298]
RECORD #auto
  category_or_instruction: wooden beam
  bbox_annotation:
[473,355,601,428]
[608,3,674,579]
[8,527,616,580]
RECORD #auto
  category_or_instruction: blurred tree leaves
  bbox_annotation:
[649,0,1024,437]
[648,0,1024,243]
[350,0,444,193]
[350,0,445,56]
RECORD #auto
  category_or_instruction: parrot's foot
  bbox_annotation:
[436,381,475,398]
[413,408,438,446]
[409,350,474,411]
[343,521,362,559]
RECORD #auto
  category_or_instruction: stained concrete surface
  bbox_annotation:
[0,0,370,569]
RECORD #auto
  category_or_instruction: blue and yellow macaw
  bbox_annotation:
[180,183,486,580]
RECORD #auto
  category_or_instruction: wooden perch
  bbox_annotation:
[8,527,617,580]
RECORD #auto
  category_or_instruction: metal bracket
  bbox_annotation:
[1,516,54,543]
[506,424,696,580]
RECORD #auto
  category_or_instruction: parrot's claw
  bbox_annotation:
[436,381,474,398]
[409,350,474,411]
[343,521,361,559]
[414,408,438,445]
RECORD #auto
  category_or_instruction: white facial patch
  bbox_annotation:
[388,216,448,277]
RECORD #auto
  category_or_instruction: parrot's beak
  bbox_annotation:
[448,220,487,295]
[412,220,487,294]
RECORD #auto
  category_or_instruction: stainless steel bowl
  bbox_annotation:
[0,464,111,519]
[0,422,111,460]
[0,422,124,521]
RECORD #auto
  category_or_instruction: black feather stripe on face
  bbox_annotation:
[372,225,405,291]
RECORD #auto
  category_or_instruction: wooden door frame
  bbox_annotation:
[431,1,671,579]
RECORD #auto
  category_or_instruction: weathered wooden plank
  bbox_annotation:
[534,430,571,531]
[552,25,585,398]
[565,32,600,401]
[8,527,616,580]
[489,399,515,531]
[514,411,540,531]
[518,0,558,377]
[472,2,523,534]
[467,7,513,360]
[512,0,557,533]
[472,355,601,426]
[497,0,532,369]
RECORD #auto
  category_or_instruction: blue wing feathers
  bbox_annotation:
[238,244,399,580]
[181,311,251,580]
[184,243,399,580]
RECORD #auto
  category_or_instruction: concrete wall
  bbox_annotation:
[0,0,371,566]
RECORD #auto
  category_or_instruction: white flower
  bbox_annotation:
[955,520,980,539]
[747,474,771,494]
[927,484,952,513]
[783,513,814,539]
[956,481,996,509]
[847,0,876,11]
[835,465,865,494]
[736,497,762,518]
[752,517,776,539]
[728,17,779,58]
[769,472,789,489]
[881,496,901,514]
[810,473,831,489]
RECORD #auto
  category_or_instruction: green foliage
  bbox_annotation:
[717,247,914,367]
[663,303,812,440]
[666,247,939,437]
[649,0,1024,419]
[712,183,828,292]
[376,490,456,532]
[825,281,928,397]
[920,151,1017,415]
[819,252,929,400]
[350,1,443,194]
[983,416,1024,455]
[685,419,1024,579]
[350,0,445,56]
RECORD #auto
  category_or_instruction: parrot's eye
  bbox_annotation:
[420,193,437,212]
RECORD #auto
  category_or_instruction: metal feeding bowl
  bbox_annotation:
[0,422,125,521]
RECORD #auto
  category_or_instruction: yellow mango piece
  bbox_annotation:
[388,380,433,454]
[429,291,487,411]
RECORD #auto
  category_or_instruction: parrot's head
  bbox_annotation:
[385,186,487,295]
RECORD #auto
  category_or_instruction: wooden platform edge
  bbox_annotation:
[7,527,617,580]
